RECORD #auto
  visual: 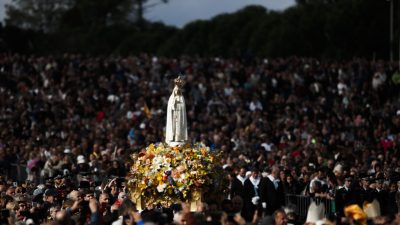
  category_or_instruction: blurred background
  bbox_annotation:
[0,0,398,60]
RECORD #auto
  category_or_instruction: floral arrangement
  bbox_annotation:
[127,142,223,207]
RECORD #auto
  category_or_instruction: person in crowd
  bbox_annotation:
[259,165,285,216]
[372,178,389,216]
[273,209,288,225]
[230,167,253,220]
[335,176,356,217]
[0,54,399,223]
[309,167,327,194]
[357,175,374,208]
[283,174,300,195]
[386,180,398,217]
[43,189,57,212]
[248,169,261,221]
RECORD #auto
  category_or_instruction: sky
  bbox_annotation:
[0,0,295,28]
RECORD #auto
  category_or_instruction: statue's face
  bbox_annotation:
[174,87,181,95]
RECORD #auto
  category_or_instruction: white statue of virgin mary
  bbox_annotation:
[165,76,188,146]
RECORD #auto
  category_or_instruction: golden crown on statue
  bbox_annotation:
[127,77,226,211]
[174,76,184,88]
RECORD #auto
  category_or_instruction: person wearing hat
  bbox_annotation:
[32,187,45,207]
[77,155,86,165]
[357,174,373,207]
[64,148,71,154]
[43,189,57,213]
[75,155,90,175]
[30,188,47,224]
[386,179,398,216]
[335,176,356,217]
[371,178,388,215]
[54,174,64,189]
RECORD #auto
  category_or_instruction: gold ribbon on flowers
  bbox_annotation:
[344,204,367,225]
[190,189,202,211]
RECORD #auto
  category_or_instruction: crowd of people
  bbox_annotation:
[0,53,400,225]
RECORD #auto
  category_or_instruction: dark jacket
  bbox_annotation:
[259,176,285,215]
[335,186,357,216]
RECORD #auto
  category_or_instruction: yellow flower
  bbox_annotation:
[344,204,367,225]
[127,142,225,208]
[147,144,155,154]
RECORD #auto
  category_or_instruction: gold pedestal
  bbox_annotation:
[190,189,202,211]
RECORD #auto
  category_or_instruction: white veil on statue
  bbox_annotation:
[165,76,187,146]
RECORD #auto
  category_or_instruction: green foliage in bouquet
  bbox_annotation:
[127,143,227,207]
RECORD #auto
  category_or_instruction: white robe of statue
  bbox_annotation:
[166,85,188,145]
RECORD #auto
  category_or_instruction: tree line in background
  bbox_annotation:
[0,0,399,59]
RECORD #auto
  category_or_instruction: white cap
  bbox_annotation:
[261,172,269,178]
[64,148,71,154]
[26,218,35,225]
[77,155,86,164]
[127,111,133,119]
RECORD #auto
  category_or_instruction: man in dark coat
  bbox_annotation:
[387,180,398,216]
[247,169,262,221]
[372,178,388,215]
[335,176,357,217]
[230,167,253,221]
[357,175,373,207]
[259,165,285,216]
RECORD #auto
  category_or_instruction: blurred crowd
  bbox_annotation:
[0,53,400,225]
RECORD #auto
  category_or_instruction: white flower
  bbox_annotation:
[153,156,163,164]
[180,173,186,180]
[157,183,167,192]
[153,164,160,170]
